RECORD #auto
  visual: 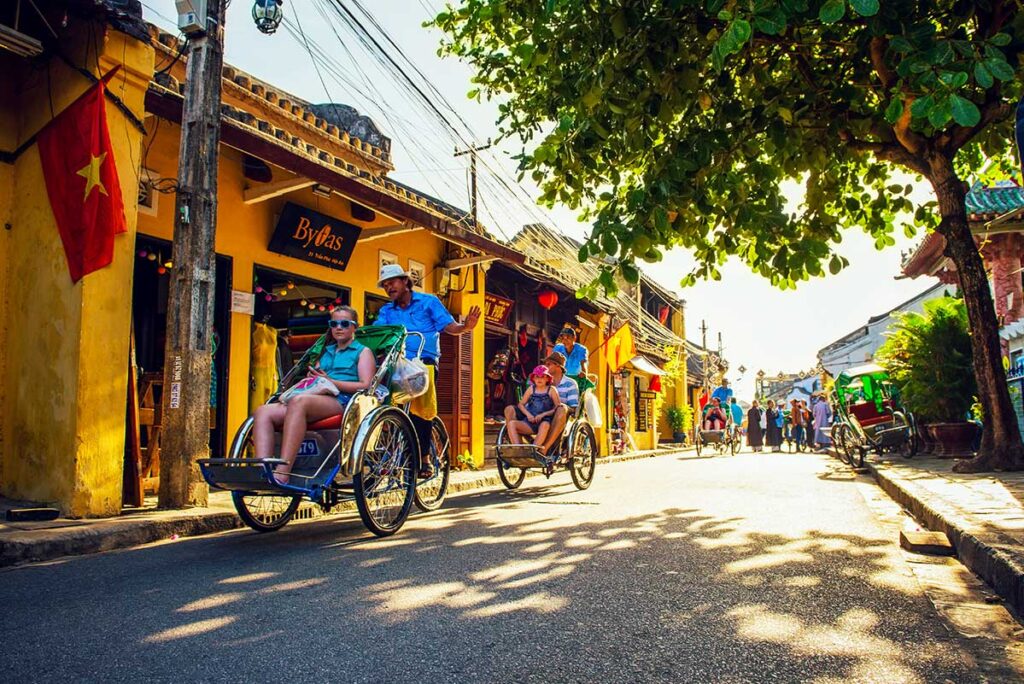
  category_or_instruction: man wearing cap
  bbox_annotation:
[711,378,733,405]
[375,263,480,476]
[552,327,589,377]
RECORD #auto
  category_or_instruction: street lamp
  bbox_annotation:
[252,0,284,34]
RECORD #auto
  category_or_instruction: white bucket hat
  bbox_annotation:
[378,263,412,287]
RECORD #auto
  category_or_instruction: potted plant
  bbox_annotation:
[877,296,979,457]
[666,405,692,444]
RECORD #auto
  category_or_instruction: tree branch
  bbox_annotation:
[944,99,1012,153]
[846,137,929,176]
[869,37,896,89]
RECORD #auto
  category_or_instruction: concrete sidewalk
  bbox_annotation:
[0,445,690,567]
[864,452,1024,615]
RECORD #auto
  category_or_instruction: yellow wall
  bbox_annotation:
[577,310,608,456]
[0,28,154,516]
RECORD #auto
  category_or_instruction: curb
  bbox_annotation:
[1,446,690,568]
[867,460,1024,615]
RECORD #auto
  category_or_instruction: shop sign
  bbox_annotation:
[230,290,255,315]
[484,293,514,326]
[268,202,362,271]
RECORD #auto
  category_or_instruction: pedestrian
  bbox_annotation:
[790,399,805,452]
[729,397,744,445]
[812,394,832,452]
[375,263,480,477]
[764,399,783,452]
[747,399,764,452]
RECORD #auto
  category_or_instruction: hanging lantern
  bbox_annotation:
[308,303,316,310]
[537,289,559,310]
[138,250,148,258]
[255,286,264,293]
[279,289,288,297]
[265,294,273,302]
[164,260,173,269]
[299,299,308,306]
[147,253,157,261]
[252,0,284,34]
[156,266,167,275]
[318,305,326,312]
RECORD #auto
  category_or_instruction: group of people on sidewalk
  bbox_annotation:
[702,379,834,454]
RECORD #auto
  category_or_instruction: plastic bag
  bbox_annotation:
[583,392,603,428]
[410,365,437,420]
[390,355,429,404]
[279,375,339,404]
[758,409,767,431]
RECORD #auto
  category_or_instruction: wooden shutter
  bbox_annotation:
[439,333,474,457]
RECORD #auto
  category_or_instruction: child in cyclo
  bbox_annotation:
[507,365,562,450]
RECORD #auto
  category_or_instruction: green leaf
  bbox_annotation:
[928,97,952,128]
[754,11,786,35]
[990,32,1012,47]
[974,62,994,89]
[950,95,981,127]
[732,19,752,45]
[849,0,879,16]
[621,262,640,284]
[466,88,479,99]
[884,98,904,124]
[611,10,628,39]
[819,0,846,23]
[910,95,933,118]
[578,244,589,262]
[986,57,1016,82]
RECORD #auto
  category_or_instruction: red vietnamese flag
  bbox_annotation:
[37,69,126,283]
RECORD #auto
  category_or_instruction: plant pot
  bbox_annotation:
[672,431,686,443]
[927,422,977,458]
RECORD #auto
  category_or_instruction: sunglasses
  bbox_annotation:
[328,319,356,329]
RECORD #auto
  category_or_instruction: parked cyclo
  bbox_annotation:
[830,363,918,467]
[199,325,450,537]
[494,374,600,491]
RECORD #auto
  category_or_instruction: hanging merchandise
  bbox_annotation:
[250,322,278,411]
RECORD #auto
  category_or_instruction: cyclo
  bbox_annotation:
[493,374,600,491]
[830,363,918,468]
[694,402,739,457]
[199,325,450,537]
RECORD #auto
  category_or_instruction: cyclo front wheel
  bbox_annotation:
[354,408,417,537]
[694,424,703,457]
[414,417,451,512]
[569,422,597,490]
[229,424,301,533]
[496,425,527,490]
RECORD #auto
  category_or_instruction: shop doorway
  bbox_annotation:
[249,266,351,411]
[128,236,232,502]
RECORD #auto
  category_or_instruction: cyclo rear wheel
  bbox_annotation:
[568,422,597,490]
[354,408,417,537]
[496,425,527,490]
[414,417,451,512]
[694,424,703,457]
[230,423,302,533]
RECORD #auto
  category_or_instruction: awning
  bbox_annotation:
[627,356,665,376]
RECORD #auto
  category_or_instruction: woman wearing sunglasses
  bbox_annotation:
[253,305,376,483]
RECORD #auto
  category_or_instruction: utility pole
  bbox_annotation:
[454,140,491,228]
[159,0,226,508]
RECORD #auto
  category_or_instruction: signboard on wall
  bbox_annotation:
[268,202,362,271]
[484,293,514,326]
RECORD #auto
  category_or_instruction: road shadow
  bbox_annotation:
[0,466,992,683]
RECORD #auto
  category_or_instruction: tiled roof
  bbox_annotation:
[965,182,1024,219]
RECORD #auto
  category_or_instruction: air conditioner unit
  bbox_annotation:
[175,0,208,36]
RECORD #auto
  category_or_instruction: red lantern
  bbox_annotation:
[537,289,559,310]
[649,375,662,392]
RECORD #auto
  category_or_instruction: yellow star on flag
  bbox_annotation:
[76,152,108,200]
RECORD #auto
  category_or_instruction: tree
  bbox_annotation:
[434,0,1024,471]
[876,296,977,423]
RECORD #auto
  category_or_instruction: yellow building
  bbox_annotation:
[0,8,516,516]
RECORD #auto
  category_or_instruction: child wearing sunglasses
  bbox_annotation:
[253,305,376,484]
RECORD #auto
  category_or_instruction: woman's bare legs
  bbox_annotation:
[274,394,343,483]
[252,403,288,458]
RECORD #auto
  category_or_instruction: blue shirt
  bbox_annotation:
[553,342,589,376]
[374,291,455,361]
[555,376,579,408]
[711,386,733,404]
[730,403,743,425]
[317,340,366,383]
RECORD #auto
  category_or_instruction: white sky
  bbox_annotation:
[143,1,940,398]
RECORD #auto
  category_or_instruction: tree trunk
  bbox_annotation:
[929,156,1024,472]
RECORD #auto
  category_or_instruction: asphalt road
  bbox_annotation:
[0,451,995,683]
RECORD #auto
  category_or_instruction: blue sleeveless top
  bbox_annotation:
[317,340,366,383]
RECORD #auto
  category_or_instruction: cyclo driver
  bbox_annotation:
[373,263,480,476]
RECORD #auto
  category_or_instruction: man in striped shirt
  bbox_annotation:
[537,351,579,454]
